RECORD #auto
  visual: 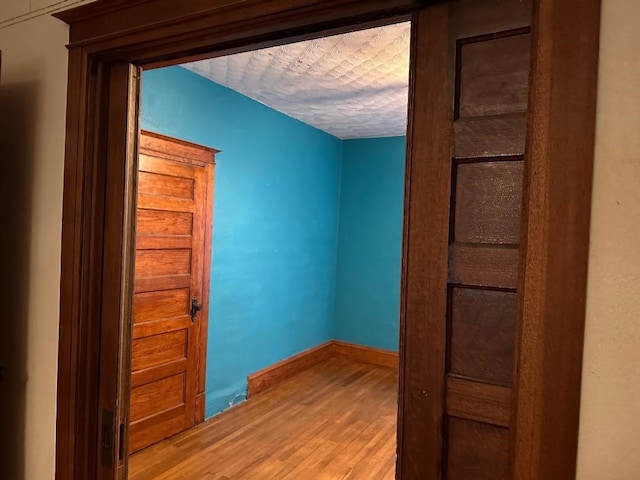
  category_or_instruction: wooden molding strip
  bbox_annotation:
[247,341,334,397]
[332,340,399,370]
[247,340,399,398]
[140,130,219,165]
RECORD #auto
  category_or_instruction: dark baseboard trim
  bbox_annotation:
[247,340,398,398]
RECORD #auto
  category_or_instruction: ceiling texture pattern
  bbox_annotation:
[182,22,411,139]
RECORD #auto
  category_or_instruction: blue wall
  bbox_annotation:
[141,66,342,418]
[333,138,406,351]
[141,66,406,419]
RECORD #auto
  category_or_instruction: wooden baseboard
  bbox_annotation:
[247,340,399,398]
[332,340,399,370]
[247,341,334,397]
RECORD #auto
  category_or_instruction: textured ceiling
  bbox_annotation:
[182,22,411,139]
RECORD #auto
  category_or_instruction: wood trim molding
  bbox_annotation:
[139,130,219,165]
[197,152,215,425]
[332,340,399,370]
[54,0,420,49]
[397,6,451,478]
[511,0,601,478]
[247,341,335,397]
[247,341,399,397]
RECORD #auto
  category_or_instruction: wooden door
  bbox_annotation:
[400,1,532,478]
[129,131,216,454]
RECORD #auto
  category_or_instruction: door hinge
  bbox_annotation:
[101,409,115,467]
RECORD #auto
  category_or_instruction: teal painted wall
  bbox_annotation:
[333,137,406,351]
[141,66,342,418]
[141,66,406,419]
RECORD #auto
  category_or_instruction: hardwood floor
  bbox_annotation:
[128,357,398,480]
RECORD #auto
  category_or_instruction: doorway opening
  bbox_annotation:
[127,21,410,479]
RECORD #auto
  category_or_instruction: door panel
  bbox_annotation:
[400,1,532,478]
[449,287,517,386]
[446,418,510,480]
[128,133,216,454]
[445,1,531,478]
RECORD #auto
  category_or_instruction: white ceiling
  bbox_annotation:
[182,22,411,139]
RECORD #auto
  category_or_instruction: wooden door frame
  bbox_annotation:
[53,0,601,479]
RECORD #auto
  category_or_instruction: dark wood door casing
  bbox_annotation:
[53,1,600,479]
[400,2,533,478]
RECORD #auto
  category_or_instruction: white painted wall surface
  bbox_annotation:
[577,1,640,478]
[0,0,90,26]
[0,2,93,479]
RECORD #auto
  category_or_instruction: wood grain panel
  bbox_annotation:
[458,34,531,118]
[135,236,192,250]
[449,287,516,385]
[133,318,189,341]
[453,113,527,159]
[136,194,196,213]
[398,5,453,478]
[512,0,601,476]
[128,406,188,454]
[446,418,509,480]
[451,0,532,39]
[134,288,189,324]
[135,249,191,278]
[137,209,193,236]
[138,171,195,199]
[130,373,186,423]
[446,376,510,427]
[139,153,196,178]
[131,331,188,371]
[131,360,187,389]
[130,132,215,455]
[135,274,191,294]
[448,244,518,289]
[454,160,524,245]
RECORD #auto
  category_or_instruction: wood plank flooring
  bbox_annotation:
[128,357,398,480]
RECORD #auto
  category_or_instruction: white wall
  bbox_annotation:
[0,2,92,479]
[0,0,89,26]
[576,1,640,478]
[0,0,638,479]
